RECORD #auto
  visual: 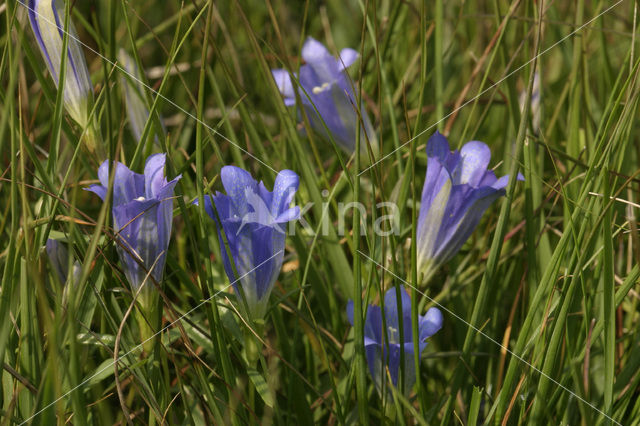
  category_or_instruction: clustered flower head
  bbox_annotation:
[348,287,443,397]
[416,131,523,282]
[272,37,378,159]
[27,0,94,129]
[86,154,181,303]
[198,166,300,319]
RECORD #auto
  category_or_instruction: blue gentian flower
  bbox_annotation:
[272,37,377,158]
[417,132,523,279]
[86,154,180,296]
[347,287,443,396]
[27,0,93,128]
[198,166,300,319]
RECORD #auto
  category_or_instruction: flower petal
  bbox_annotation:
[220,166,259,217]
[434,186,505,263]
[456,141,492,186]
[387,342,417,394]
[271,68,295,99]
[348,300,383,343]
[112,162,145,207]
[338,48,358,70]
[302,37,332,65]
[144,153,167,198]
[85,184,107,201]
[271,169,300,216]
[419,307,444,341]
[417,174,452,265]
[383,287,413,342]
[275,206,300,225]
[426,131,451,161]
[113,198,164,288]
[301,37,339,83]
[91,160,145,207]
[97,159,110,187]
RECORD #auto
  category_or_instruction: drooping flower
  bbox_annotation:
[417,132,523,280]
[347,287,443,396]
[45,238,80,285]
[271,37,377,158]
[85,154,180,298]
[118,49,163,144]
[27,0,94,128]
[197,166,300,319]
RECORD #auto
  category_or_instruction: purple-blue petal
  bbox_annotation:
[220,166,259,217]
[271,169,300,216]
[112,162,145,207]
[338,48,358,70]
[383,287,413,341]
[144,153,167,198]
[271,68,295,99]
[97,160,110,187]
[434,187,505,263]
[454,141,492,186]
[113,198,164,287]
[387,342,418,394]
[275,206,300,225]
[301,37,339,81]
[426,131,451,161]
[85,184,107,201]
[419,307,444,341]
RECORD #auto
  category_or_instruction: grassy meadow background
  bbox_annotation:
[1,0,640,424]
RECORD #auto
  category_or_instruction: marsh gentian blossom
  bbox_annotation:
[347,287,443,396]
[86,154,180,296]
[271,37,377,157]
[198,166,299,319]
[417,132,523,280]
[27,0,93,128]
[118,49,162,144]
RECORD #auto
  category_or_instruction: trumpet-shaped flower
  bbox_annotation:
[118,49,162,144]
[86,154,180,295]
[27,0,93,128]
[347,287,443,396]
[272,37,377,158]
[198,166,300,319]
[417,132,522,280]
